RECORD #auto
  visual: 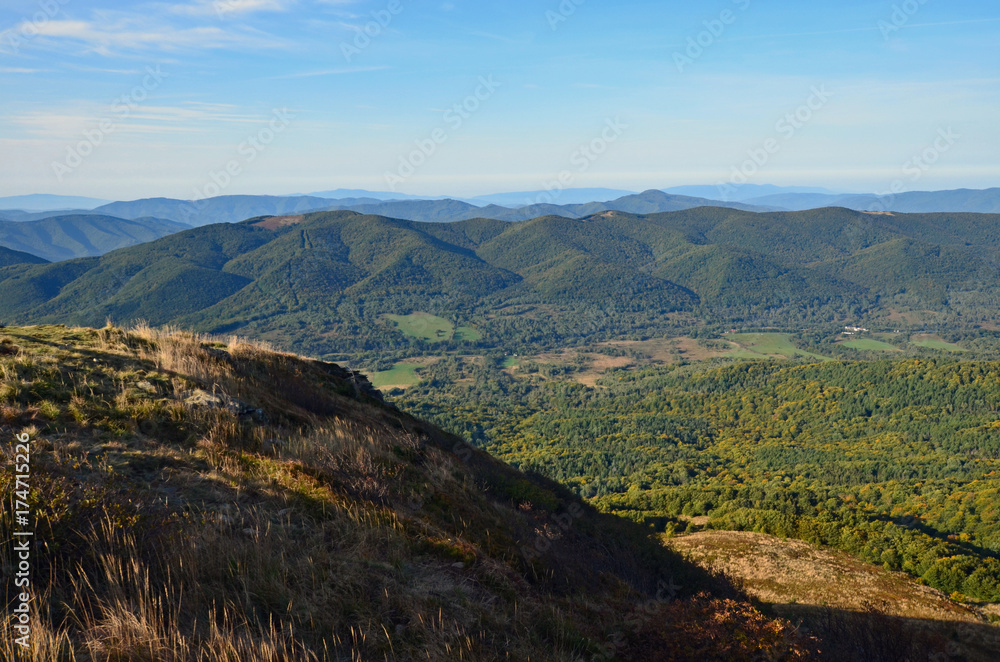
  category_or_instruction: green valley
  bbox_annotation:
[6,207,1000,659]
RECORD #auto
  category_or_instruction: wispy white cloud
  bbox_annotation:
[64,64,149,74]
[8,103,270,139]
[1,15,285,56]
[312,0,368,20]
[0,67,50,74]
[126,104,266,124]
[272,65,390,78]
[171,0,295,18]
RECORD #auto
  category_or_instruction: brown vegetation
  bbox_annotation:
[668,530,1000,661]
[0,324,814,661]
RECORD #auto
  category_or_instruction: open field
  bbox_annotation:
[841,338,902,352]
[575,354,635,387]
[727,333,830,361]
[385,313,481,343]
[506,335,833,388]
[596,337,732,364]
[454,325,482,341]
[386,313,454,342]
[912,334,967,352]
[374,327,989,396]
[370,362,422,389]
[885,309,950,326]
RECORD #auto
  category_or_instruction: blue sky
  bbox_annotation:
[1,0,998,199]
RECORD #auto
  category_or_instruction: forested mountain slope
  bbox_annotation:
[0,246,47,267]
[1,207,999,357]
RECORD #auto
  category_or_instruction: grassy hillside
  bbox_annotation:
[0,215,189,262]
[0,324,813,661]
[2,207,1000,359]
[669,531,1000,661]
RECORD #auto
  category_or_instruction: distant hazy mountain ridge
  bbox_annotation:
[0,214,189,262]
[742,187,1000,213]
[6,187,998,228]
[55,189,772,227]
[0,194,111,211]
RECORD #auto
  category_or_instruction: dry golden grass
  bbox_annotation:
[594,337,733,364]
[252,215,306,230]
[669,530,979,621]
[0,324,815,661]
[668,530,1000,661]
[2,514,320,662]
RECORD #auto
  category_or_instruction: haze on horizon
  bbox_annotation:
[1,0,998,201]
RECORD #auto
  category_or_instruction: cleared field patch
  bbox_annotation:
[386,313,454,342]
[253,214,305,230]
[454,325,482,341]
[841,338,901,352]
[728,333,829,361]
[576,354,634,387]
[596,337,730,364]
[912,334,966,352]
[385,313,481,343]
[885,309,949,326]
[369,362,422,390]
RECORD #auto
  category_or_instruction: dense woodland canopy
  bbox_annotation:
[396,357,1000,603]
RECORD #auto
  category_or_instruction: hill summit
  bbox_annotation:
[0,324,812,661]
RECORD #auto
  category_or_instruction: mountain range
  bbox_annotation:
[0,214,189,262]
[3,187,998,232]
[0,193,111,211]
[0,190,773,229]
[663,184,843,201]
[463,187,639,206]
[3,206,1000,357]
[747,187,1000,213]
[94,195,343,227]
[305,187,642,206]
